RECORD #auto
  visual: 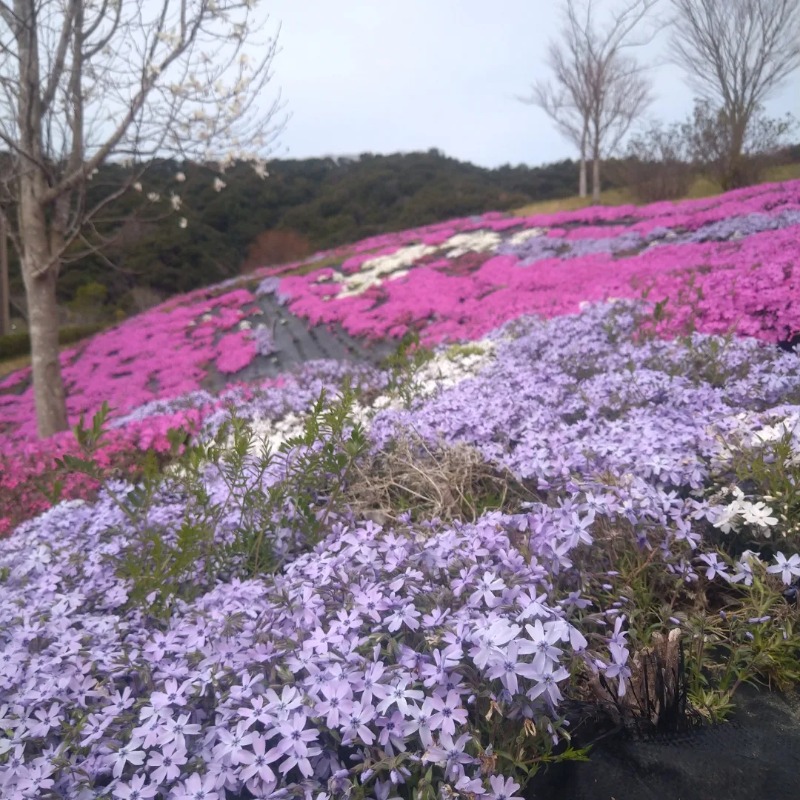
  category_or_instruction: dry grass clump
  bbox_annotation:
[346,432,535,525]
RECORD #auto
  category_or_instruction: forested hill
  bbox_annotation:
[10,150,593,318]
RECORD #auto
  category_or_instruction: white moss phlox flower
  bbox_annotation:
[442,230,501,258]
[412,342,497,398]
[368,338,497,415]
[508,227,546,246]
[751,413,800,446]
[335,244,436,299]
[741,501,778,529]
[712,487,779,536]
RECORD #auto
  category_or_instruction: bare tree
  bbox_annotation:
[0,0,285,437]
[522,0,656,201]
[669,0,800,188]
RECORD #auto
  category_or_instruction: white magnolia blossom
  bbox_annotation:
[133,182,143,192]
[170,193,182,211]
[213,177,227,192]
[175,172,186,182]
[156,31,180,47]
[179,217,188,229]
[146,192,160,202]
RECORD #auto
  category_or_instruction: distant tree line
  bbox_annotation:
[5,150,599,319]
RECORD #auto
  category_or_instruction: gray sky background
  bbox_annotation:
[264,0,800,169]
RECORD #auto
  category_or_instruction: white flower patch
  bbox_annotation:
[237,411,308,453]
[334,244,437,299]
[442,230,502,258]
[711,486,779,537]
[508,227,547,246]
[366,339,498,417]
[710,411,800,470]
[414,342,498,396]
[750,413,800,447]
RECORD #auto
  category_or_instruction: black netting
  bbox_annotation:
[528,685,800,799]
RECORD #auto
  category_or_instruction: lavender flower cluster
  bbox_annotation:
[0,474,604,799]
[249,325,278,358]
[370,302,800,492]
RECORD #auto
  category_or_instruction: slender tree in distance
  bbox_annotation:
[668,0,800,189]
[522,0,656,201]
[0,0,285,437]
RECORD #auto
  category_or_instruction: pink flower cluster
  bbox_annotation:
[0,287,266,534]
[0,287,258,442]
[276,180,800,346]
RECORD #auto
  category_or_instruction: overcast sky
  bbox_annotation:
[263,0,800,169]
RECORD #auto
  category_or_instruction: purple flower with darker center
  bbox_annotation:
[113,773,158,799]
[488,774,524,800]
[238,733,281,784]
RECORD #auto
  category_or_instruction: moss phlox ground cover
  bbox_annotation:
[2,183,800,798]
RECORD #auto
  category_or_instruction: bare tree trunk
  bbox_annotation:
[19,184,68,436]
[0,217,9,336]
[24,267,67,436]
[579,123,588,197]
[592,148,601,202]
[725,119,748,189]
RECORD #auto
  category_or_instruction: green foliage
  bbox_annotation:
[445,343,487,361]
[473,698,590,785]
[55,387,369,617]
[203,383,369,576]
[0,331,31,360]
[683,568,800,721]
[575,509,800,726]
[380,331,435,409]
[69,280,107,309]
[0,323,108,361]
[711,424,800,549]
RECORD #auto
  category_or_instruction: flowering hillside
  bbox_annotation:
[2,181,800,799]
